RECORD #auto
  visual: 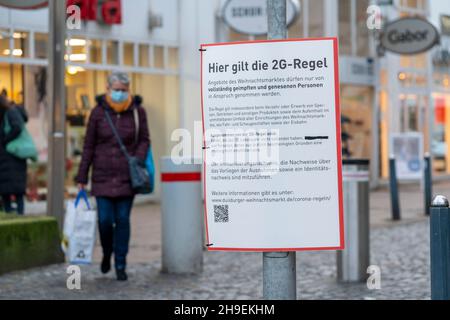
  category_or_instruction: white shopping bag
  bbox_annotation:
[62,190,97,264]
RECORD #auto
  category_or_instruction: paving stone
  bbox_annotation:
[0,220,432,300]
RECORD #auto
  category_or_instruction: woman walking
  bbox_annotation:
[76,71,150,281]
[0,95,28,215]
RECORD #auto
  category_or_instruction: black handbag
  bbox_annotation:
[104,108,151,194]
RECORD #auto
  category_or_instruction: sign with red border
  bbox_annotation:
[200,38,344,252]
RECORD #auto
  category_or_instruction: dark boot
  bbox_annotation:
[116,268,128,281]
[100,254,111,274]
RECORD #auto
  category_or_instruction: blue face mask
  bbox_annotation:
[110,90,129,103]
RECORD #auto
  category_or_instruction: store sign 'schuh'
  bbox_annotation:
[222,0,300,36]
[380,17,440,55]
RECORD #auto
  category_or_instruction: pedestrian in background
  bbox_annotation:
[76,71,150,281]
[0,95,28,215]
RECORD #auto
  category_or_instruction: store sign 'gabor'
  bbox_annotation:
[381,17,440,55]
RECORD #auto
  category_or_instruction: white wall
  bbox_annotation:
[429,0,449,31]
[178,0,218,157]
[0,0,178,43]
[0,6,48,30]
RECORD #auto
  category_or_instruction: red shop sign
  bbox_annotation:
[67,0,122,25]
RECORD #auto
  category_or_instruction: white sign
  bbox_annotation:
[390,132,423,180]
[222,0,300,36]
[339,56,374,86]
[380,18,440,55]
[200,38,344,251]
[0,0,48,9]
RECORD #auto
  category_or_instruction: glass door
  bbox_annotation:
[399,94,429,150]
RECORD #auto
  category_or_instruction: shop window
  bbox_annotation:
[287,0,304,38]
[66,37,87,63]
[340,85,373,160]
[228,28,248,42]
[399,0,427,10]
[402,53,427,69]
[413,53,427,69]
[0,29,9,57]
[0,63,24,104]
[13,31,29,58]
[139,44,149,68]
[168,47,178,70]
[123,42,134,66]
[89,39,102,64]
[356,0,369,57]
[432,94,450,174]
[380,69,388,87]
[34,32,48,59]
[0,30,29,58]
[338,0,351,55]
[309,0,324,37]
[400,56,413,68]
[432,95,446,172]
[106,40,119,65]
[153,45,164,69]
[339,0,371,57]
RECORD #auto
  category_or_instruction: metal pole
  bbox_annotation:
[267,0,287,39]
[424,153,432,216]
[430,195,450,300]
[389,155,401,221]
[47,0,67,231]
[263,252,296,299]
[263,0,296,300]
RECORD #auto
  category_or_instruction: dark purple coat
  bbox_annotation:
[76,95,150,197]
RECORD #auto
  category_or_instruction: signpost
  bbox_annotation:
[200,0,343,299]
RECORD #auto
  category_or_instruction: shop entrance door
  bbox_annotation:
[399,94,429,152]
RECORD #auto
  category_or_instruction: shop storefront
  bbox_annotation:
[375,0,442,185]
[0,0,181,199]
[431,29,450,174]
[218,0,443,186]
[0,0,446,199]
[218,0,378,182]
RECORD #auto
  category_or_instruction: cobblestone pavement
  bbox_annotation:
[0,219,430,300]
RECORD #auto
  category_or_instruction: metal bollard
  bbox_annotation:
[424,153,432,216]
[389,156,401,221]
[337,159,370,282]
[160,157,203,274]
[430,195,450,300]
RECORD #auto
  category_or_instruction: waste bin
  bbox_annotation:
[337,159,370,282]
[160,157,203,274]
